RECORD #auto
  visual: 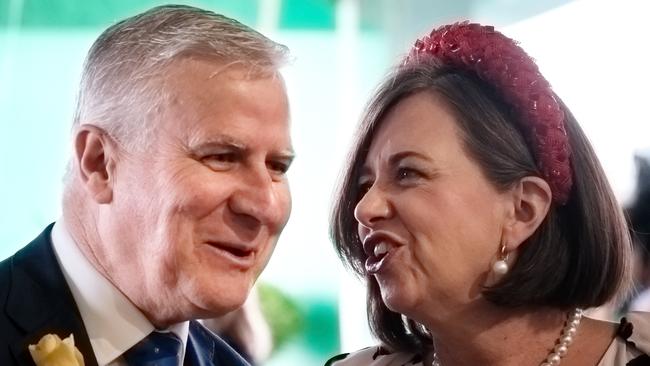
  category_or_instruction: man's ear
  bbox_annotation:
[503,176,552,251]
[74,125,118,204]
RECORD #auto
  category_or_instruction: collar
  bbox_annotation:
[51,219,189,365]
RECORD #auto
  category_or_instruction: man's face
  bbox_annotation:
[101,58,293,324]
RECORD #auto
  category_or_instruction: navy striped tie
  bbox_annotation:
[123,331,183,366]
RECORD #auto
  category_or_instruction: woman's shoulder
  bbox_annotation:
[325,345,426,366]
[598,311,650,365]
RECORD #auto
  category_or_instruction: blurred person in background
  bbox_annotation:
[0,4,294,366]
[202,286,274,365]
[327,22,649,366]
[627,154,650,311]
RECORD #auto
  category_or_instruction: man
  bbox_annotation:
[0,5,293,366]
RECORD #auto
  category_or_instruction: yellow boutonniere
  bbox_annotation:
[28,333,85,366]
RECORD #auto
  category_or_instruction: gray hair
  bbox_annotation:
[72,4,289,151]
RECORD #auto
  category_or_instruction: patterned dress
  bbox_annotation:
[325,312,650,366]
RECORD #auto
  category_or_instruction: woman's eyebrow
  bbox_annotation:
[388,151,433,166]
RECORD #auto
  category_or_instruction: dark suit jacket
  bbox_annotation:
[0,224,250,366]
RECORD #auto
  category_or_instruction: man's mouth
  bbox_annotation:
[205,241,257,268]
[213,243,253,257]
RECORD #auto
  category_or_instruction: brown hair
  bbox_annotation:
[330,59,632,353]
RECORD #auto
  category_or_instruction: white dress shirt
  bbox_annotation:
[50,219,189,366]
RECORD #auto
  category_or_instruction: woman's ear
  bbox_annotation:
[503,176,552,251]
[74,125,118,204]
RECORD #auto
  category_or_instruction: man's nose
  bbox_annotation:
[354,183,393,228]
[228,167,289,230]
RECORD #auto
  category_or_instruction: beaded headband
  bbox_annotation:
[404,22,572,205]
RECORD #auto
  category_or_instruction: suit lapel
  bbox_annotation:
[185,320,251,366]
[6,224,98,366]
[6,226,250,366]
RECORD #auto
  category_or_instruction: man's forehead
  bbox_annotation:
[162,56,282,83]
[158,62,286,110]
[147,56,291,149]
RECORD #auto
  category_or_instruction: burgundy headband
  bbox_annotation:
[404,22,572,205]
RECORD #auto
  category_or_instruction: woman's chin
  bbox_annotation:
[380,288,416,315]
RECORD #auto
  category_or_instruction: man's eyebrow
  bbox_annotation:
[271,148,296,161]
[187,135,247,152]
[187,136,295,162]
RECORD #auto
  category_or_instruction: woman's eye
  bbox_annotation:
[396,167,421,180]
[357,180,373,199]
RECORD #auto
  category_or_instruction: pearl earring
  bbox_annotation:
[492,242,509,275]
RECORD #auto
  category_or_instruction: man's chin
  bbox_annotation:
[188,285,252,318]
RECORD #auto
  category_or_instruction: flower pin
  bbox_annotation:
[28,333,85,366]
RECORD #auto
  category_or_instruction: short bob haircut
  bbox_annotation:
[330,58,632,353]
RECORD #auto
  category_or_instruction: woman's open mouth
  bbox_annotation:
[365,242,394,274]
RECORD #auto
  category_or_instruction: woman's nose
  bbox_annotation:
[354,183,393,228]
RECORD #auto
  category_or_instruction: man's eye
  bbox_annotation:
[202,152,238,169]
[210,153,237,162]
[268,161,290,175]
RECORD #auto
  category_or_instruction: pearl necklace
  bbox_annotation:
[431,308,583,366]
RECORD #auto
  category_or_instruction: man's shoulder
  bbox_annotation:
[0,224,58,364]
[0,249,14,325]
[0,223,58,294]
[0,250,13,290]
[0,224,98,366]
[0,224,52,297]
[1,223,56,265]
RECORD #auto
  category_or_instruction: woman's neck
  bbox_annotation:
[419,301,571,366]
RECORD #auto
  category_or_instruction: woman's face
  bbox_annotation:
[355,91,512,320]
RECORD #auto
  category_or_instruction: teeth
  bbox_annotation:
[374,242,389,257]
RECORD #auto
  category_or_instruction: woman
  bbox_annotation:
[327,23,650,365]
